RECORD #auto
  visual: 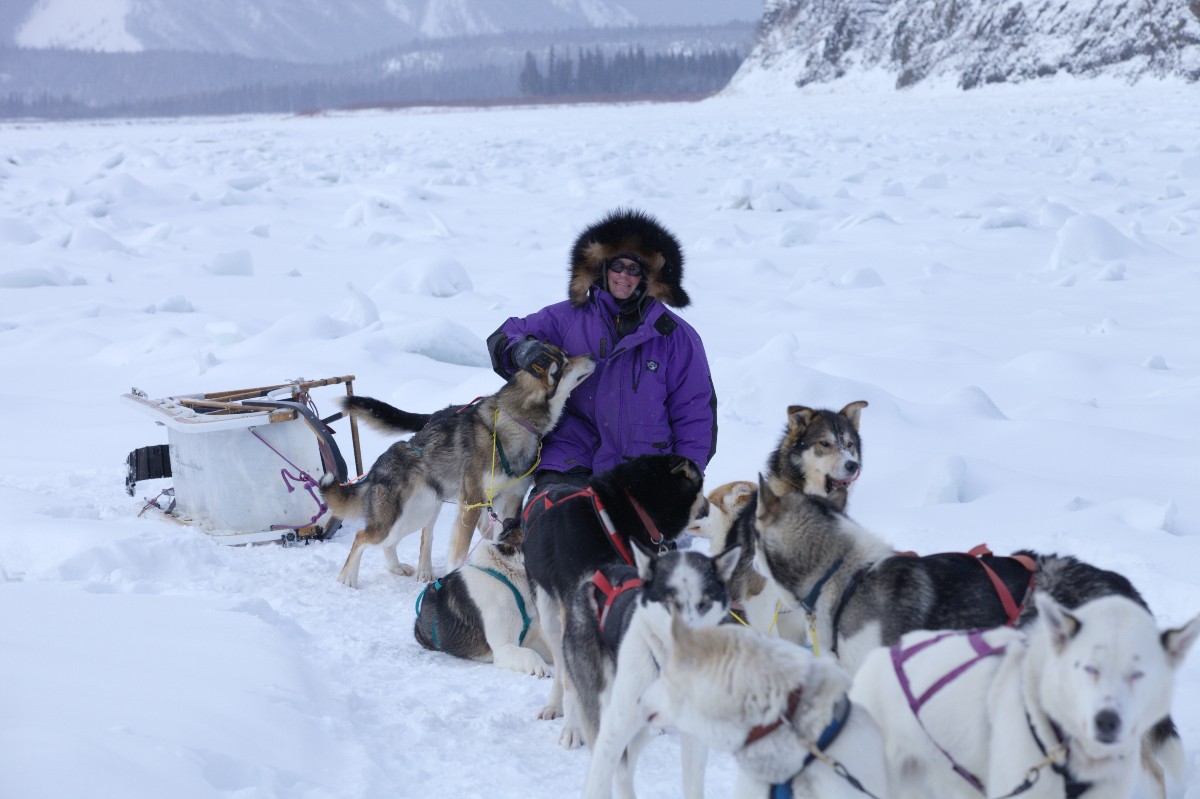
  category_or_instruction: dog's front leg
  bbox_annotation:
[449,502,481,569]
[415,520,436,583]
[535,594,567,720]
[583,655,657,799]
[680,735,708,799]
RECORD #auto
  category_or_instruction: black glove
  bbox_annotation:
[510,338,558,376]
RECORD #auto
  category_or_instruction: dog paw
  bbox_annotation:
[387,563,416,577]
[536,704,563,721]
[558,725,586,750]
[414,567,434,583]
[336,572,359,589]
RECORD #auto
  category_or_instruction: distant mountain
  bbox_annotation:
[735,0,1200,91]
[6,0,763,64]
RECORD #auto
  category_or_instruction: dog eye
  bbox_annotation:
[1129,670,1144,683]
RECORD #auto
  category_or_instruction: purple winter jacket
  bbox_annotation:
[489,287,717,476]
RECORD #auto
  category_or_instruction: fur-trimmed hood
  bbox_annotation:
[568,208,689,308]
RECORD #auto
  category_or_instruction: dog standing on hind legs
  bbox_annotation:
[321,347,595,587]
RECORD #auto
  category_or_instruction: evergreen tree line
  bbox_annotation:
[518,45,744,97]
[0,40,748,120]
[0,64,516,120]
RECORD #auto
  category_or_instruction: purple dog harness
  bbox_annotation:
[891,629,1008,793]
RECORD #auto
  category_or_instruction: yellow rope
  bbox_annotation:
[463,408,542,510]
[728,609,750,627]
[807,612,821,657]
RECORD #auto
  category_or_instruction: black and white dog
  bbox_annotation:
[521,454,708,743]
[413,518,550,676]
[563,543,740,799]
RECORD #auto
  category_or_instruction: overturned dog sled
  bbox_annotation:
[122,376,364,545]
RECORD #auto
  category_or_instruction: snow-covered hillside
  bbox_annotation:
[736,0,1200,91]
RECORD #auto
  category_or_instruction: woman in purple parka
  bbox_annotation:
[487,208,718,495]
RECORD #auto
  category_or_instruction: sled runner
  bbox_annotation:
[122,376,364,545]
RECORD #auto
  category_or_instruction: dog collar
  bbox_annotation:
[744,686,804,747]
[1025,710,1092,799]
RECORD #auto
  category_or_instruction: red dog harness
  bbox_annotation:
[523,485,666,566]
[590,570,643,633]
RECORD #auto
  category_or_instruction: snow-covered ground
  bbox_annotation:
[2,77,1198,799]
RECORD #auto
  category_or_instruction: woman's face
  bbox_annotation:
[608,257,643,301]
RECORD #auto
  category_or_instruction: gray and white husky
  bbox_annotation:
[562,543,740,799]
[413,517,551,677]
[687,402,868,640]
[320,346,594,587]
[752,478,1184,796]
[641,614,888,799]
[852,593,1200,799]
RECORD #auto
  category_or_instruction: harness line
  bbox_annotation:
[463,407,542,512]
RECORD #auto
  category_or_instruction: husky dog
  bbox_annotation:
[852,593,1200,799]
[641,614,888,799]
[564,543,740,799]
[695,402,867,639]
[321,347,595,587]
[766,401,867,513]
[752,479,1184,795]
[413,517,551,676]
[521,454,708,734]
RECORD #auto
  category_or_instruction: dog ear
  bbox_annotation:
[786,405,816,434]
[1162,612,1200,669]
[670,456,701,485]
[728,481,755,511]
[1036,592,1081,652]
[714,545,740,586]
[756,474,779,521]
[631,538,655,580]
[839,400,868,430]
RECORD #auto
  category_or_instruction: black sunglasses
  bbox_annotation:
[608,258,644,277]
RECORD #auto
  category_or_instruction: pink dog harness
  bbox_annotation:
[891,629,1008,793]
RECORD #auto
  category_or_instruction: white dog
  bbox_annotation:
[562,544,740,799]
[851,593,1200,799]
[641,615,888,799]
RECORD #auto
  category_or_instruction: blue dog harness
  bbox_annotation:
[415,566,532,650]
[761,694,853,798]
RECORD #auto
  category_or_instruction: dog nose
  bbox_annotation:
[1094,709,1121,743]
[845,461,859,475]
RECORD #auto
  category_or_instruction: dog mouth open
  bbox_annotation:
[825,471,860,493]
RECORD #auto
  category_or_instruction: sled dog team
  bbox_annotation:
[321,383,1198,799]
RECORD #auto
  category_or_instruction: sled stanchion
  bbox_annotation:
[345,379,364,476]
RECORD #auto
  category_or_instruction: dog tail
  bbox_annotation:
[340,395,431,434]
[319,473,363,518]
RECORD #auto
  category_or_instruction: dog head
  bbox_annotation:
[513,344,595,394]
[1033,592,1200,760]
[630,540,740,629]
[767,401,867,512]
[685,480,756,553]
[601,454,708,547]
[489,516,523,556]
